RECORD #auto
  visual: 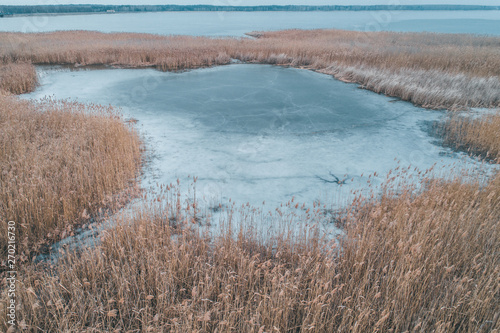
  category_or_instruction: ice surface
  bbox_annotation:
[24,64,494,214]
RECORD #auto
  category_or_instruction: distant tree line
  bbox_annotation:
[0,4,499,16]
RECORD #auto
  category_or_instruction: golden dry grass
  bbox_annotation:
[1,30,500,109]
[0,62,37,94]
[244,30,500,77]
[2,173,498,332]
[0,31,232,71]
[0,93,142,260]
[443,111,500,161]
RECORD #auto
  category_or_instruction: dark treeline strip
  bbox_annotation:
[0,4,499,16]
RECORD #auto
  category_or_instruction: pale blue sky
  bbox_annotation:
[1,0,499,5]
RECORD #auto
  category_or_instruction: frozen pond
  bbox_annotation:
[1,10,500,36]
[24,64,490,210]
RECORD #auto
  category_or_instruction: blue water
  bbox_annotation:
[1,10,499,36]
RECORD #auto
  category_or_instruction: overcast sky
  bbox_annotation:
[2,0,500,6]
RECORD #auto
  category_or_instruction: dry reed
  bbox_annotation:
[0,62,38,94]
[0,93,142,260]
[443,110,500,161]
[2,172,498,332]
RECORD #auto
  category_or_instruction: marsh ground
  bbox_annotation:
[0,28,499,332]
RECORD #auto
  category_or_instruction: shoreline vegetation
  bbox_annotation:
[0,93,142,261]
[0,4,499,16]
[4,173,499,332]
[0,61,36,94]
[0,29,499,331]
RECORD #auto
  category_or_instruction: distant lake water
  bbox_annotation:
[0,10,499,36]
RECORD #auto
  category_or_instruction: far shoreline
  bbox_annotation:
[1,4,499,18]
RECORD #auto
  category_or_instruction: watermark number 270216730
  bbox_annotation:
[6,220,17,328]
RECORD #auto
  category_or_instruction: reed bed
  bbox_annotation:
[319,65,500,110]
[443,110,500,160]
[2,172,498,332]
[0,93,142,259]
[1,30,500,109]
[0,62,37,94]
[0,31,233,71]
